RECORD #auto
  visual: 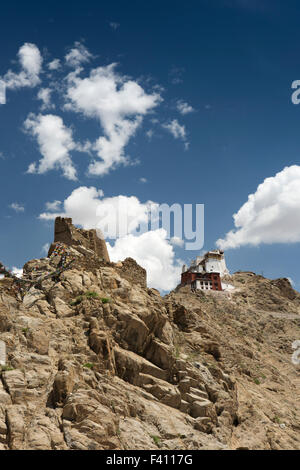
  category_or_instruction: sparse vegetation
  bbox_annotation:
[273,416,281,424]
[173,344,181,358]
[70,291,103,306]
[1,365,14,372]
[150,435,161,447]
[83,362,94,369]
[70,295,84,306]
[85,291,99,299]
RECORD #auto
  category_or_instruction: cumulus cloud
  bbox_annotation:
[108,229,182,291]
[163,119,188,149]
[139,177,147,183]
[48,59,61,70]
[9,202,25,212]
[65,42,92,67]
[39,186,181,290]
[170,236,184,247]
[37,88,54,110]
[24,113,77,180]
[217,165,300,249]
[163,119,186,139]
[65,63,162,175]
[39,186,155,235]
[176,100,195,115]
[45,200,62,211]
[3,43,42,90]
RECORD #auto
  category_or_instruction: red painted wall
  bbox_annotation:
[181,271,222,291]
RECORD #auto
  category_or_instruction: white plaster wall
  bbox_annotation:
[221,282,235,291]
[205,258,222,273]
[196,280,212,290]
[220,257,229,276]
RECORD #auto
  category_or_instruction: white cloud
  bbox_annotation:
[39,186,181,290]
[287,277,295,288]
[108,229,182,291]
[163,119,188,149]
[45,200,62,211]
[41,243,50,255]
[146,129,154,139]
[9,202,24,212]
[39,186,154,234]
[65,63,162,175]
[109,22,120,30]
[163,119,186,139]
[0,152,5,160]
[217,165,300,249]
[48,59,61,70]
[170,236,184,247]
[37,88,54,110]
[139,177,147,183]
[176,100,195,115]
[24,113,77,180]
[65,42,92,67]
[3,43,42,90]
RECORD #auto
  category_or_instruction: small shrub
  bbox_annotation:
[101,297,111,304]
[85,291,99,299]
[83,362,94,369]
[70,291,103,306]
[22,327,29,335]
[253,378,261,385]
[273,416,281,424]
[1,365,14,372]
[150,435,161,447]
[70,295,84,306]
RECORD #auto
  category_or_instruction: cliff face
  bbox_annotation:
[0,232,299,450]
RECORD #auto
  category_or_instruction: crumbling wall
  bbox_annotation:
[48,217,110,262]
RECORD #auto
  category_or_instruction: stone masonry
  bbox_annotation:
[48,217,110,262]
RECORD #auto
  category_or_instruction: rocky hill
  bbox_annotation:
[0,221,299,450]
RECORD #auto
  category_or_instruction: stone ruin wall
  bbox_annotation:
[49,217,110,263]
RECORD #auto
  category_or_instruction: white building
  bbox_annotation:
[185,250,229,277]
[181,250,233,292]
[203,250,230,276]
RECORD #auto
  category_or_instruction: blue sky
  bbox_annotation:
[1,0,300,290]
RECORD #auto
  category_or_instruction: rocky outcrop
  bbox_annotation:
[115,258,147,289]
[0,232,299,450]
